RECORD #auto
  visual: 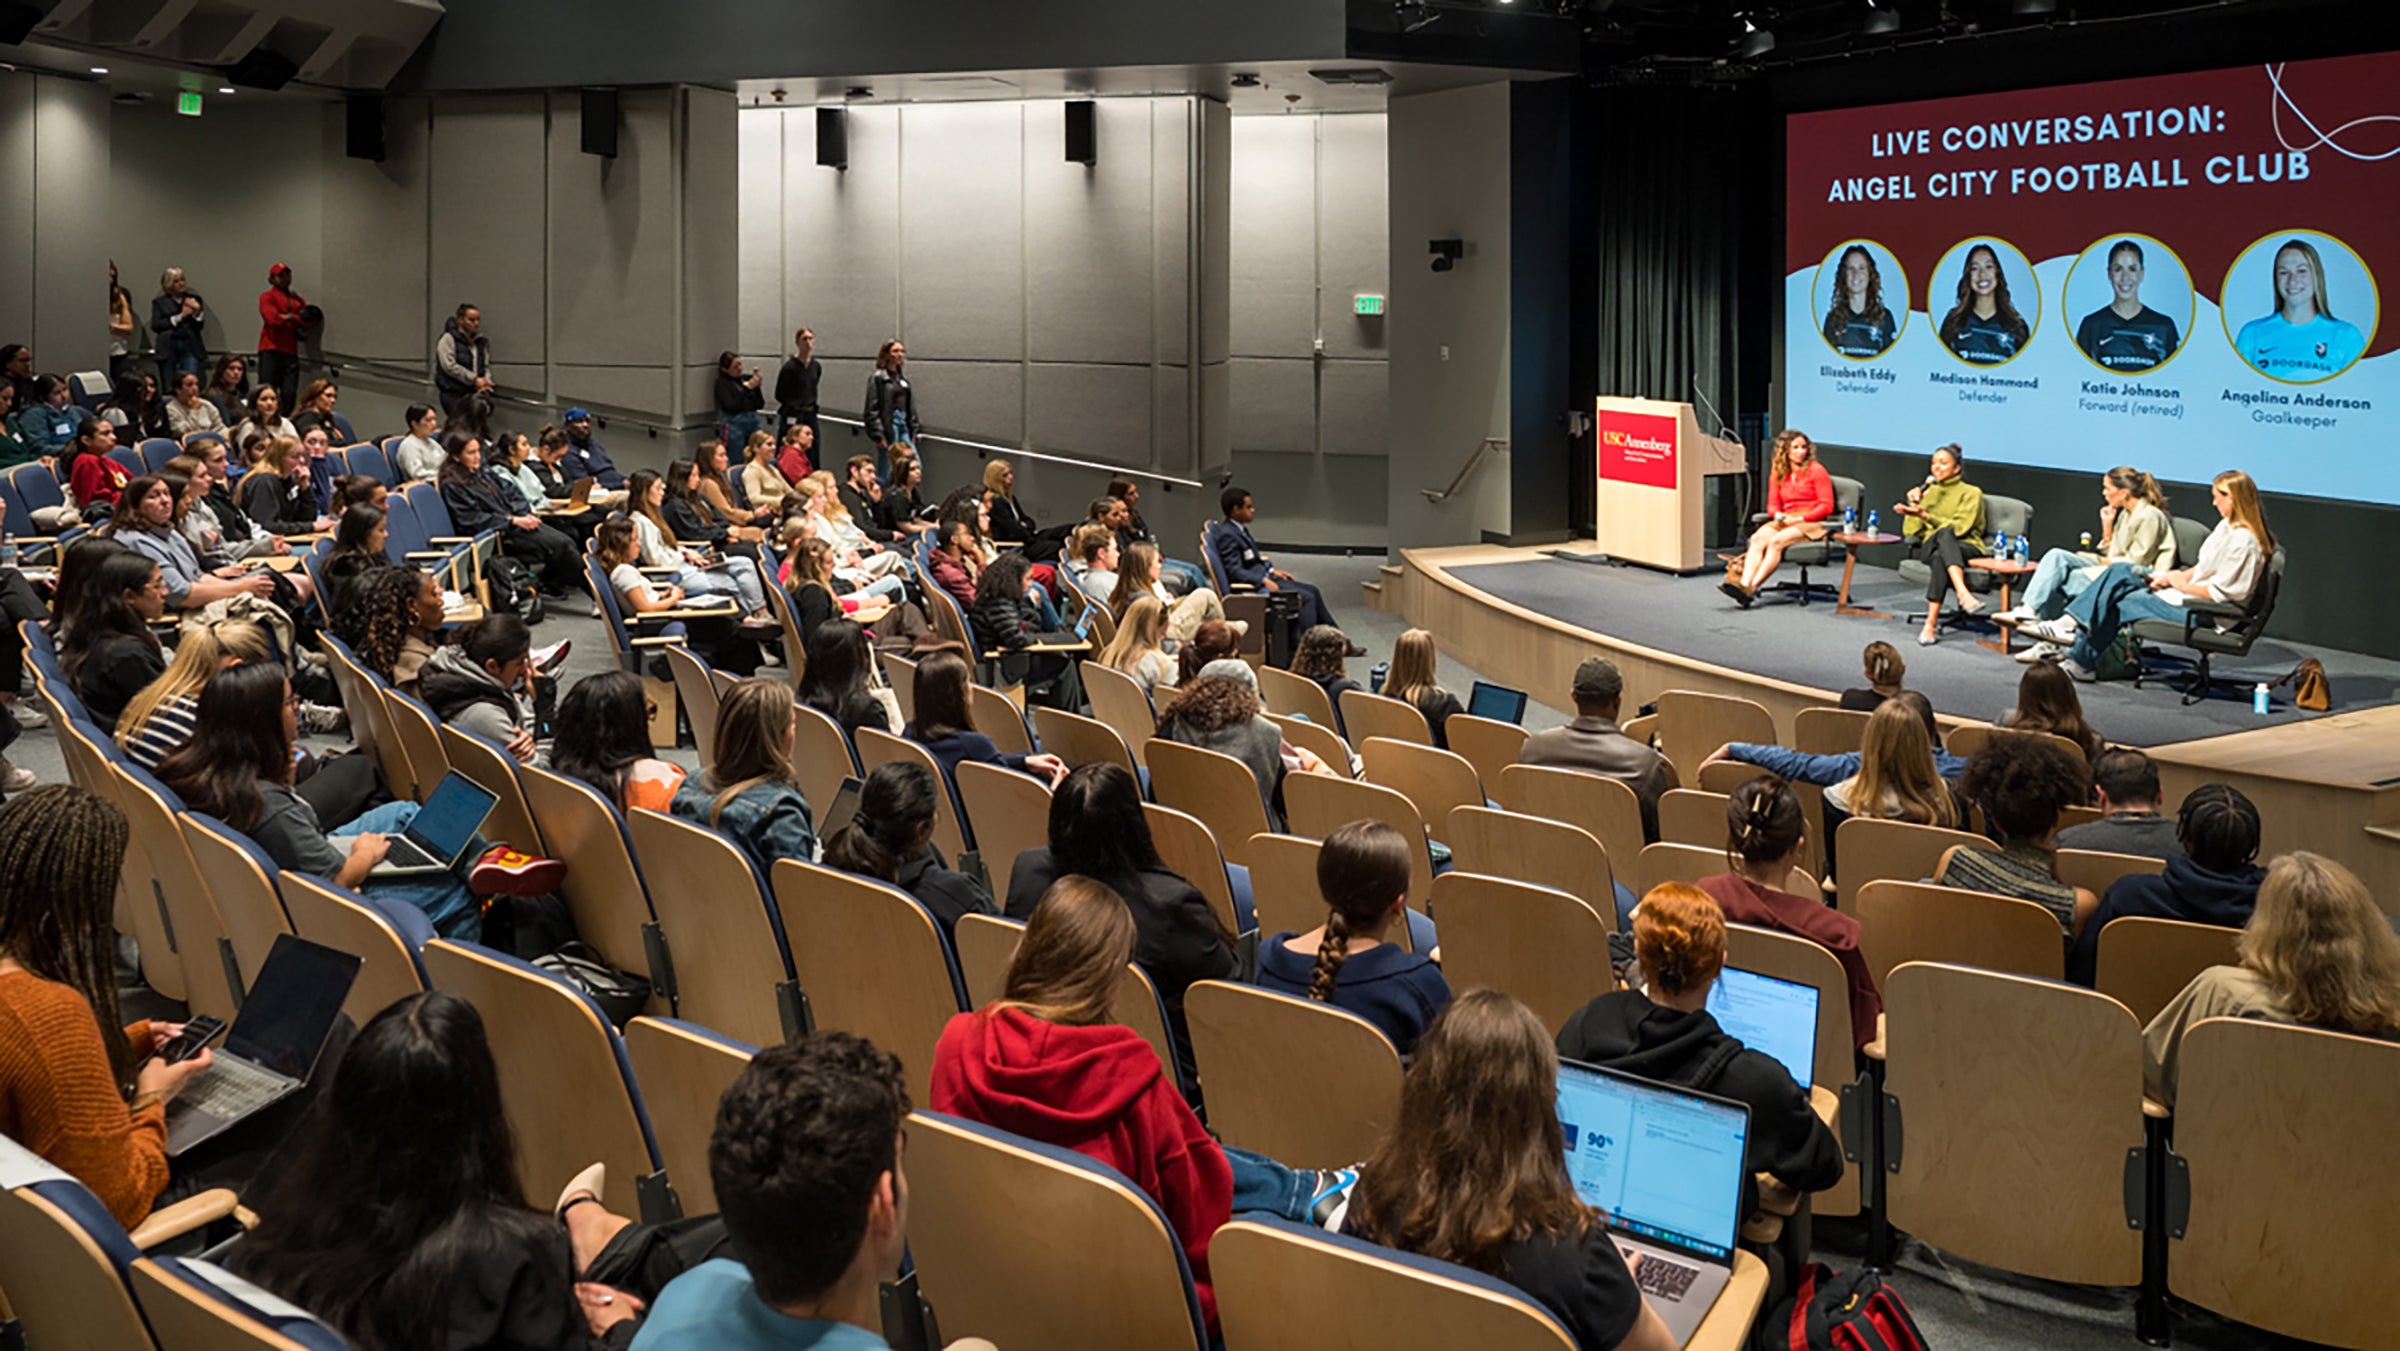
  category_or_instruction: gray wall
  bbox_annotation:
[0,72,112,380]
[1387,81,1514,550]
[1226,111,1390,548]
[735,95,1230,538]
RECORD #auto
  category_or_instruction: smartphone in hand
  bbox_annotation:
[157,1015,229,1065]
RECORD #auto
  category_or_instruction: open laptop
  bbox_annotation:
[1706,966,1821,1089]
[368,770,499,877]
[1556,1061,1751,1346]
[166,935,361,1155]
[549,475,596,512]
[816,776,867,845]
[1468,679,1530,725]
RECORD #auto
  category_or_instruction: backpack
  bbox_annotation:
[1757,1264,1929,1351]
[483,555,545,625]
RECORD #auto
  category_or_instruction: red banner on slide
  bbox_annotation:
[1598,410,1680,489]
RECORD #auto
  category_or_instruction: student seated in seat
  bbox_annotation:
[671,677,821,877]
[1932,732,2095,936]
[903,648,1069,789]
[2068,784,2266,988]
[55,545,167,733]
[1255,820,1452,1054]
[419,615,544,767]
[552,669,687,816]
[1695,775,1880,1053]
[2056,747,2180,860]
[1381,628,1465,751]
[797,617,897,740]
[334,565,444,694]
[1704,692,1962,883]
[820,761,993,940]
[1516,656,1677,844]
[1340,990,1676,1351]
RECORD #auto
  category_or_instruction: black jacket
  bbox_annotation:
[239,470,317,535]
[774,356,822,419]
[1556,991,1843,1199]
[150,291,208,367]
[714,372,764,420]
[663,494,728,547]
[892,842,996,940]
[439,470,524,537]
[863,369,917,445]
[968,590,1034,653]
[2067,856,2265,987]
[840,485,895,544]
[988,494,1039,544]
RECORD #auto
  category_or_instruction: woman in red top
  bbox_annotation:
[64,418,132,514]
[1695,773,1881,1052]
[1722,428,1835,607]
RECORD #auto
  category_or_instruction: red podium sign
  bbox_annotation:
[1597,409,1680,490]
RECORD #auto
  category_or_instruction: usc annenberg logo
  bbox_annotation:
[1602,429,1674,454]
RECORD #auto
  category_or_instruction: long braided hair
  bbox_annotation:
[0,787,137,1095]
[345,566,427,683]
[1307,820,1413,1003]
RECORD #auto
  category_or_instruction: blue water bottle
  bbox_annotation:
[1866,509,1879,534]
[2015,534,2030,563]
[2253,683,2271,716]
[1843,506,1856,533]
[1991,529,2006,556]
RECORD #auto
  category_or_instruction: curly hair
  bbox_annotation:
[1960,731,2092,845]
[346,565,428,682]
[1289,625,1351,682]
[1156,673,1258,736]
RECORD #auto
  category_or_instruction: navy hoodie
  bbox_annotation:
[1555,991,1843,1198]
[2067,855,2264,987]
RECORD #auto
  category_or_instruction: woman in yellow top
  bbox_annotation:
[1895,442,1986,646]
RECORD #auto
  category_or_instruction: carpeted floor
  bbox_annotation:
[1446,556,2400,749]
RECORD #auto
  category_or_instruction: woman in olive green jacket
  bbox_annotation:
[1896,442,1986,645]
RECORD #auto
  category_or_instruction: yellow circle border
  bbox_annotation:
[1809,239,1909,364]
[1930,236,2043,372]
[2060,232,2199,379]
[2218,228,2381,387]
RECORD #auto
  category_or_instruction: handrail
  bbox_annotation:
[315,348,697,438]
[1420,437,1508,504]
[822,414,1211,490]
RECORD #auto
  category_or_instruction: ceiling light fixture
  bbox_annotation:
[1737,18,1775,58]
[90,66,108,74]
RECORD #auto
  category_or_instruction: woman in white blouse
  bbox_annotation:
[231,385,297,449]
[162,370,226,440]
[2042,469,2273,682]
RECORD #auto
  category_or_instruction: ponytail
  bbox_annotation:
[1306,820,1414,1003]
[1725,774,1806,870]
[1307,908,1354,1003]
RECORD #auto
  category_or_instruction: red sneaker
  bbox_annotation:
[470,845,566,897]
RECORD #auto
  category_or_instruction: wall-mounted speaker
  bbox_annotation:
[225,48,298,91]
[345,94,386,162]
[581,88,618,158]
[1065,99,1096,165]
[816,107,848,170]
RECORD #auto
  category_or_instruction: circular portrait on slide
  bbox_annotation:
[2065,234,2194,375]
[1813,241,1907,360]
[2223,230,2378,384]
[1933,237,2041,367]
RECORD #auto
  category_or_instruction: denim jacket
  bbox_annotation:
[1726,741,1968,786]
[669,777,819,877]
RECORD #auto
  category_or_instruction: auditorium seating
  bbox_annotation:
[1445,806,1618,929]
[1337,688,1431,750]
[1183,980,1401,1168]
[1496,764,1647,883]
[662,644,723,771]
[1285,773,1437,911]
[1440,712,1528,795]
[625,808,803,1046]
[1146,739,1270,869]
[517,763,666,1006]
[1832,817,1994,913]
[1264,712,1352,780]
[791,701,862,820]
[1359,737,1484,833]
[970,682,1035,756]
[621,1017,756,1219]
[1256,664,1336,726]
[1031,705,1139,777]
[1854,881,2066,986]
[1657,690,1776,786]
[2092,916,2242,1024]
[132,1255,351,1349]
[772,859,966,1106]
[955,760,1052,886]
[854,725,973,858]
[1141,801,1244,937]
[1243,832,1326,940]
[437,724,546,853]
[1722,922,1862,1218]
[1213,1218,1580,1351]
[276,871,433,1028]
[1429,871,1613,1034]
[1081,660,1159,767]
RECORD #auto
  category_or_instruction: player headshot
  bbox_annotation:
[2074,239,2182,373]
[1821,244,1899,359]
[1938,243,2033,364]
[2233,236,2368,382]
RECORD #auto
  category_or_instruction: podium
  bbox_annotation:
[1592,396,1747,573]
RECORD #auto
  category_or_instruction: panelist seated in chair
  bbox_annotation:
[1555,883,1844,1213]
[1893,442,1987,647]
[2026,470,2274,685]
[1338,990,1678,1351]
[1994,465,2175,648]
[1720,429,1835,608]
[1213,486,1355,647]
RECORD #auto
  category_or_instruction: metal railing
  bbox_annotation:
[1420,436,1508,503]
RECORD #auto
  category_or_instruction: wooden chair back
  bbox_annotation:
[1657,787,1731,849]
[1031,707,1139,777]
[1183,980,1403,1167]
[1244,833,1326,941]
[318,636,383,764]
[1855,881,2066,987]
[1144,738,1271,869]
[1619,711,1659,747]
[1213,1219,1577,1351]
[626,809,799,1046]
[277,872,430,1028]
[952,912,1026,1008]
[1285,772,1435,910]
[1656,690,1776,788]
[516,764,661,999]
[1946,723,2089,764]
[1257,665,1336,725]
[382,689,452,805]
[1082,661,1159,766]
[854,726,970,861]
[663,644,723,771]
[1359,738,1483,834]
[1265,713,1352,779]
[2168,1018,2400,1348]
[1881,962,2143,1287]
[111,764,241,1024]
[1432,872,1614,1034]
[2054,848,2165,898]
[421,940,660,1216]
[2057,803,2104,832]
[1442,714,1529,800]
[1696,760,1763,794]
[0,1179,159,1351]
[879,652,919,727]
[955,761,1052,887]
[905,1111,1207,1351]
[1721,922,1861,1218]
[1833,817,1994,914]
[622,1018,755,1219]
[175,816,292,1002]
[438,725,546,853]
[1444,807,1616,931]
[1794,706,1872,756]
[1142,803,1241,937]
[772,860,965,1106]
[791,702,861,825]
[1337,688,1431,749]
[2093,917,2242,1026]
[56,718,183,1002]
[1496,764,1647,884]
[970,683,1034,756]
[130,1258,321,1349]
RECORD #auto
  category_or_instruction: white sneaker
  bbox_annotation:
[0,760,32,792]
[4,699,46,729]
[2014,640,2063,664]
[2020,616,2078,643]
[2058,657,2097,683]
[1991,605,2035,624]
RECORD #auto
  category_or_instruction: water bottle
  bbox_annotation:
[1371,661,1389,694]
[2015,534,2030,564]
[1991,529,2006,556]
[0,541,15,569]
[1866,509,1879,534]
[2079,530,2093,549]
[1843,506,1856,533]
[2253,683,2271,716]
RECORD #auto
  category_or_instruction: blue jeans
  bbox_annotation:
[1614,880,1639,931]
[334,800,487,938]
[1226,1145,1337,1217]
[2065,562,2184,668]
[680,557,767,614]
[2021,548,2108,619]
[1027,584,1062,631]
[1160,557,1206,597]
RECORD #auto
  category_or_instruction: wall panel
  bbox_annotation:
[735,109,786,359]
[785,104,902,362]
[899,102,1025,363]
[320,97,432,364]
[0,77,39,356]
[1027,362,1152,462]
[1229,117,1315,360]
[429,95,547,365]
[547,88,677,376]
[1027,99,1155,366]
[682,87,740,379]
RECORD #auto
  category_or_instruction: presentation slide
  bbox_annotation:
[1784,53,2400,505]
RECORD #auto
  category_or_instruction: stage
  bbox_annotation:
[1365,542,2400,906]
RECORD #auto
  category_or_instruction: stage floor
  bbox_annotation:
[1441,551,2399,752]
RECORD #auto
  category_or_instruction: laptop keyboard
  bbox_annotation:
[178,1057,286,1119]
[382,835,438,869]
[1623,1246,1702,1303]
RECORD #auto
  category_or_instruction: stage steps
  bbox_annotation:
[1364,564,1403,612]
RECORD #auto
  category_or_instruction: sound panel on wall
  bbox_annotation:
[581,88,618,158]
[1065,99,1096,165]
[817,106,848,169]
[345,95,386,162]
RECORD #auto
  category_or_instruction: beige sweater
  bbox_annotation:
[2142,964,2292,1107]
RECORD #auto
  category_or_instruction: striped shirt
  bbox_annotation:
[1937,840,2078,933]
[121,693,199,771]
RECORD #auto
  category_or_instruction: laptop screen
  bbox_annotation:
[1706,967,1821,1089]
[225,935,362,1079]
[817,777,867,842]
[1555,1062,1749,1261]
[404,771,501,863]
[1467,680,1529,725]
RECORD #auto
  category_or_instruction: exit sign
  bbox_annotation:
[177,92,203,117]
[1353,294,1385,316]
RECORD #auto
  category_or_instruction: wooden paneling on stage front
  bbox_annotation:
[1369,543,2400,909]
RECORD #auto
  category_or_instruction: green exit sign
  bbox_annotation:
[177,92,203,117]
[1353,294,1385,316]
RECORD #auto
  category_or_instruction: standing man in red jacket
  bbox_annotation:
[256,263,306,409]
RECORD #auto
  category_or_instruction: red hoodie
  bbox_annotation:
[930,1006,1232,1330]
